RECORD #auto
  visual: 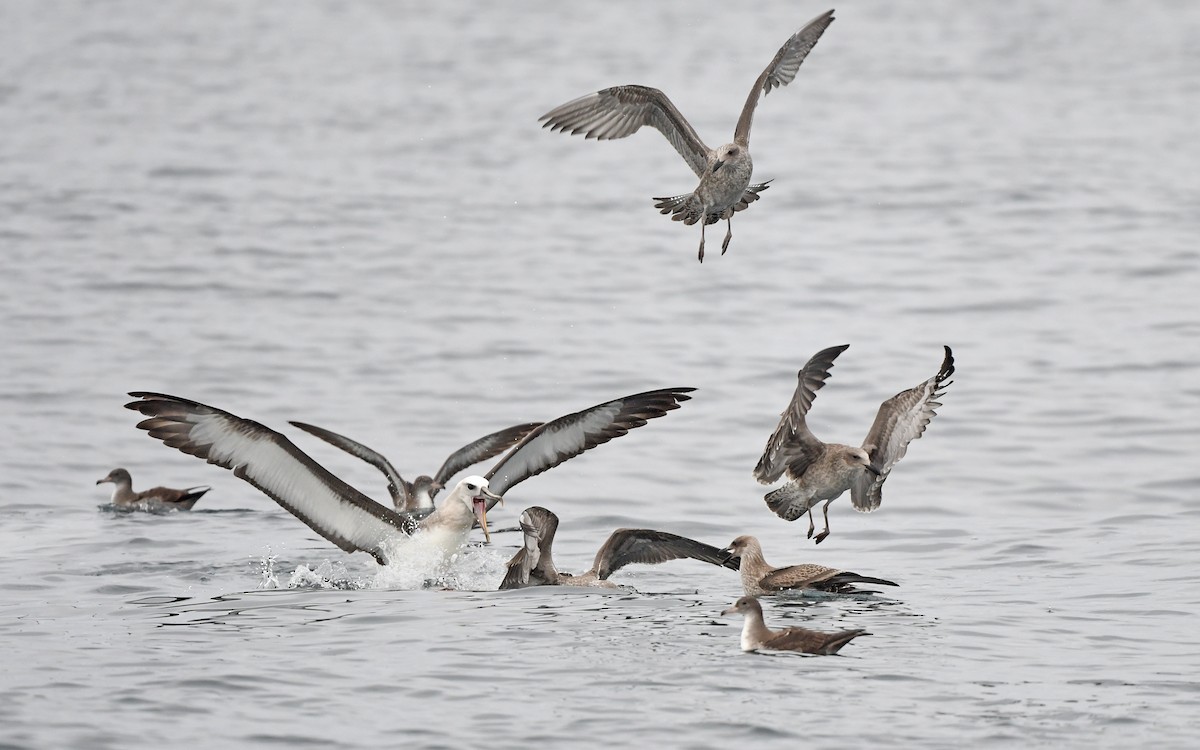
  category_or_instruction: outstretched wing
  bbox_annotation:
[288,421,411,507]
[127,393,414,564]
[592,528,738,580]
[734,9,835,147]
[433,423,544,487]
[540,85,711,178]
[754,344,848,484]
[499,506,560,590]
[484,387,696,501]
[851,346,955,512]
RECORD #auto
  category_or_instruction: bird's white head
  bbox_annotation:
[842,448,881,476]
[447,475,503,543]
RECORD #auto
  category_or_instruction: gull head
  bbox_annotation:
[721,595,762,617]
[96,468,132,486]
[711,143,747,173]
[449,475,503,543]
[842,447,880,476]
[723,534,760,561]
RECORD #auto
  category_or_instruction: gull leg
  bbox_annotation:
[806,508,816,539]
[814,500,833,544]
[721,218,732,255]
[698,223,706,263]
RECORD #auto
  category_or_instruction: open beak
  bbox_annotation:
[472,498,492,544]
[712,159,725,173]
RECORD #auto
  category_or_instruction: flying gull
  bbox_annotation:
[723,535,896,596]
[755,345,954,543]
[722,596,868,654]
[540,10,835,262]
[124,388,695,564]
[287,419,541,513]
[499,506,738,589]
[95,467,210,511]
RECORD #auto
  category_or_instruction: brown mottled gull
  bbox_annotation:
[288,420,541,513]
[95,467,209,511]
[721,596,868,654]
[499,506,738,590]
[124,388,695,565]
[723,535,897,596]
[539,10,835,262]
[755,345,954,544]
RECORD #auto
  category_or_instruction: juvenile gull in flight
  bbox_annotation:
[722,596,868,654]
[124,388,695,564]
[95,467,210,511]
[287,419,541,512]
[755,345,954,544]
[499,506,738,590]
[723,535,896,597]
[540,10,835,262]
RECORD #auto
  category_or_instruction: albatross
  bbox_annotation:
[124,388,695,564]
[287,419,541,513]
[499,506,738,589]
[539,10,835,262]
[722,596,868,654]
[95,468,210,511]
[755,345,954,543]
[723,535,897,596]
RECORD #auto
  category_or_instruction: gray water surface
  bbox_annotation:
[2,1,1198,748]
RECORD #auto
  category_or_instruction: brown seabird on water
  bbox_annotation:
[721,596,868,654]
[755,345,954,544]
[539,10,835,262]
[95,467,209,511]
[499,506,738,590]
[123,388,695,565]
[723,535,896,596]
[286,420,541,513]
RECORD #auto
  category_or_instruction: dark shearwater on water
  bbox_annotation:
[754,345,954,543]
[124,388,695,564]
[722,596,868,654]
[95,467,209,511]
[499,506,738,589]
[723,535,897,596]
[540,10,835,262]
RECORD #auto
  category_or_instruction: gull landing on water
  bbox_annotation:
[95,468,209,511]
[722,596,867,654]
[723,535,897,597]
[124,388,695,565]
[286,420,542,513]
[540,10,835,262]
[499,506,738,590]
[755,345,954,544]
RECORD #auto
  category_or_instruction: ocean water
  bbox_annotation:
[1,1,1198,747]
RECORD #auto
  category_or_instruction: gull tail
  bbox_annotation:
[652,193,709,226]
[764,484,813,522]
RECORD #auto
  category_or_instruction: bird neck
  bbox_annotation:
[109,480,137,505]
[739,545,772,588]
[741,610,773,651]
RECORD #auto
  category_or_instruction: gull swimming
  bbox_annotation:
[755,345,954,543]
[539,10,835,262]
[722,596,868,654]
[499,506,738,589]
[125,388,695,564]
[287,419,541,513]
[723,535,897,596]
[95,467,210,511]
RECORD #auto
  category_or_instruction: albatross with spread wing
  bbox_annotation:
[125,388,694,565]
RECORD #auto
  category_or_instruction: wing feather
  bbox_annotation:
[288,420,411,508]
[484,387,695,499]
[540,85,711,178]
[433,422,544,487]
[127,393,413,564]
[592,529,738,580]
[754,344,848,484]
[733,10,836,146]
[851,346,955,512]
